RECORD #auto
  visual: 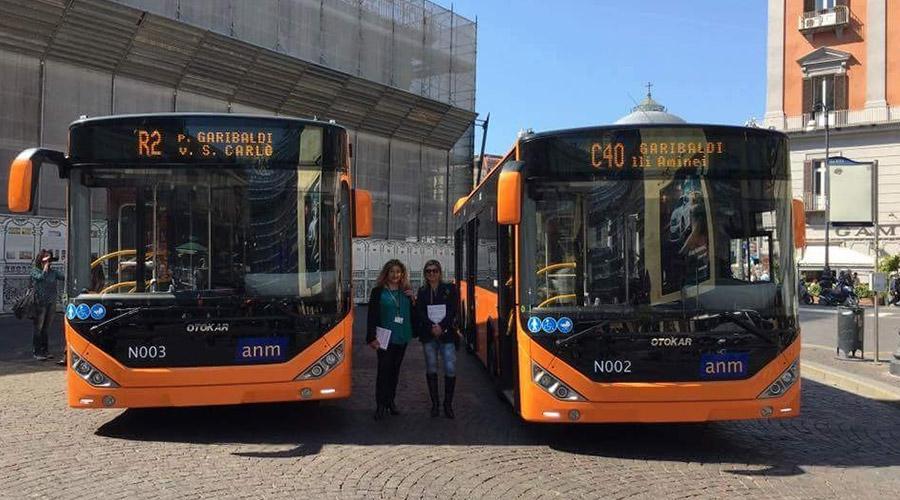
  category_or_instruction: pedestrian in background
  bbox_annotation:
[366,259,416,420]
[414,259,459,418]
[31,249,64,363]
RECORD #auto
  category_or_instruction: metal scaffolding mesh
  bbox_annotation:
[0,0,476,242]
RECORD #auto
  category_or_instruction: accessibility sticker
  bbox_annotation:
[66,304,77,320]
[557,317,573,334]
[90,303,107,321]
[527,317,542,333]
[75,303,91,320]
[541,317,558,333]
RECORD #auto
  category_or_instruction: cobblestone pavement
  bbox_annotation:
[1,314,899,499]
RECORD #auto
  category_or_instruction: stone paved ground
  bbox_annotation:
[1,312,899,499]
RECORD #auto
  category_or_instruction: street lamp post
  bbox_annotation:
[816,102,832,280]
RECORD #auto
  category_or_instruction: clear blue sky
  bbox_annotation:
[449,0,768,154]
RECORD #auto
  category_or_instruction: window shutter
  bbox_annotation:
[803,160,814,207]
[833,74,848,110]
[802,78,814,115]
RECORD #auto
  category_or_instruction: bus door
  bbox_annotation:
[497,224,517,403]
[465,217,478,353]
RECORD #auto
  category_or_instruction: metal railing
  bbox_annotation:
[798,5,849,31]
[780,107,899,132]
[803,192,826,213]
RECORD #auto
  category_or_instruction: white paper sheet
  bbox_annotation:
[427,304,446,324]
[375,326,392,350]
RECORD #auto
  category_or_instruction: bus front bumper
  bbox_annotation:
[520,381,801,424]
[67,371,350,409]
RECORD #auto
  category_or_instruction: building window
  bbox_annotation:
[803,74,847,114]
[804,0,841,12]
[804,159,828,211]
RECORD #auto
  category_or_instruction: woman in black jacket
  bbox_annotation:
[366,259,416,420]
[414,259,459,418]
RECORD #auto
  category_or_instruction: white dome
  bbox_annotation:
[614,91,685,125]
[614,110,686,125]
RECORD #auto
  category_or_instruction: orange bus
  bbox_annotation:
[455,124,804,423]
[7,113,372,408]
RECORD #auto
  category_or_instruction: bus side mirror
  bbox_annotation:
[792,198,806,249]
[7,148,68,213]
[497,170,522,225]
[352,188,373,238]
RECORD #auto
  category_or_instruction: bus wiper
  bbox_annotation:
[89,307,159,335]
[697,311,780,346]
[555,321,610,347]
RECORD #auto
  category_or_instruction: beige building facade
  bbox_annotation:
[764,0,900,274]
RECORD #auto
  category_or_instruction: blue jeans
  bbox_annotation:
[423,341,456,377]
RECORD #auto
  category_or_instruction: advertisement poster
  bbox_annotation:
[640,129,716,304]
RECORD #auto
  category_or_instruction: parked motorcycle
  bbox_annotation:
[818,281,859,307]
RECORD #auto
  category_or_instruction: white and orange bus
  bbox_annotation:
[7,113,372,408]
[455,124,805,423]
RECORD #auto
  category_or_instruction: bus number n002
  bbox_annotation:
[594,359,632,374]
[128,345,166,359]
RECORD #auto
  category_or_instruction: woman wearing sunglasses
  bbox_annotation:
[414,260,459,418]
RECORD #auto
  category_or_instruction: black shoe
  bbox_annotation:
[373,405,387,420]
[55,357,67,366]
[443,376,456,419]
[388,402,400,416]
[426,374,440,417]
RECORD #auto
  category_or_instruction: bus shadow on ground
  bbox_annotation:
[94,374,900,476]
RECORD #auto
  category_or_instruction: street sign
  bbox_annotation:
[871,272,887,293]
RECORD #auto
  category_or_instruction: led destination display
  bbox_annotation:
[68,116,337,165]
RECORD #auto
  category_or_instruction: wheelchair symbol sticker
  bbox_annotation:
[541,317,557,333]
[76,303,91,320]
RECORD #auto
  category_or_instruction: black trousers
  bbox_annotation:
[32,304,54,356]
[375,342,407,407]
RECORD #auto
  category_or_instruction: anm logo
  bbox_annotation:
[699,352,749,379]
[235,337,288,363]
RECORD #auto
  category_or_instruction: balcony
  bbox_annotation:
[803,192,826,213]
[798,5,849,36]
[777,106,900,132]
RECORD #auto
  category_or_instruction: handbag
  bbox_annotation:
[12,287,37,320]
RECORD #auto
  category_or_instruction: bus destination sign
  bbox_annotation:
[589,141,726,170]
[137,129,275,160]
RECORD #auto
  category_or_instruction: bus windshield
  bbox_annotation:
[520,127,796,326]
[71,164,339,309]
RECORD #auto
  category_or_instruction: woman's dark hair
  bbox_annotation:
[33,249,51,268]
[423,259,443,280]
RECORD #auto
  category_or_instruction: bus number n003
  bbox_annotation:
[594,359,632,374]
[128,345,166,359]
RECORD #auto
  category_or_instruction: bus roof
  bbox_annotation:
[518,123,788,143]
[69,112,346,131]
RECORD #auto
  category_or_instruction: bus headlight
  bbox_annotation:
[531,362,585,402]
[758,360,799,399]
[296,341,345,380]
[70,351,119,388]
